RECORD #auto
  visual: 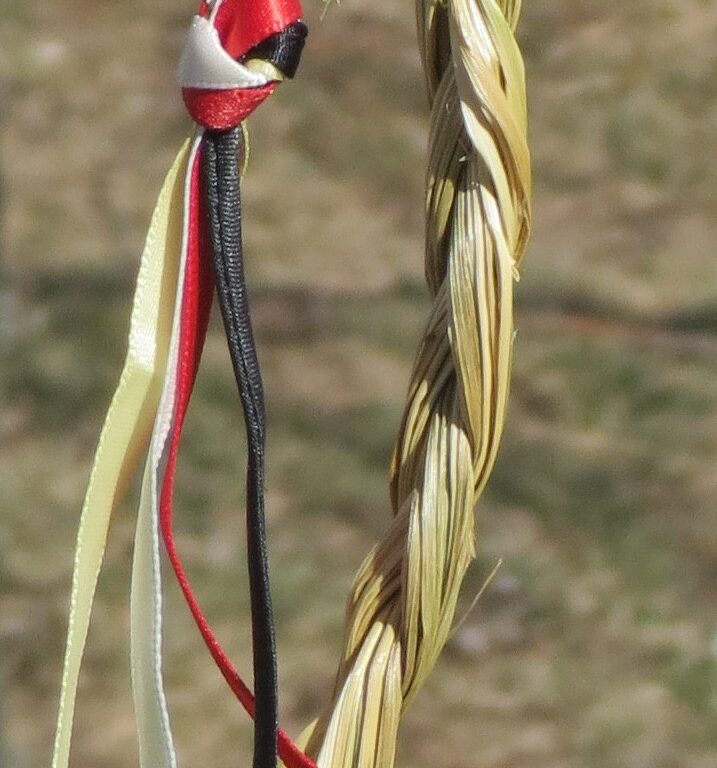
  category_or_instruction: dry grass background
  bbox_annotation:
[1,0,716,766]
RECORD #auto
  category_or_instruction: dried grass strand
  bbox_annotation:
[297,1,531,764]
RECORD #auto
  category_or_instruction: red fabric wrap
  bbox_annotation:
[214,0,302,60]
[184,0,302,128]
[182,84,275,131]
[160,148,317,768]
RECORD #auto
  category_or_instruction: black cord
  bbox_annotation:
[202,127,277,768]
[198,22,308,767]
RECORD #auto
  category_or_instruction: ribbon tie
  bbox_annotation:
[179,0,307,129]
[52,1,312,768]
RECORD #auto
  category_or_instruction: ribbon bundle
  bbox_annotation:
[52,1,312,768]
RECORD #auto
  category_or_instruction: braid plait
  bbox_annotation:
[300,1,531,765]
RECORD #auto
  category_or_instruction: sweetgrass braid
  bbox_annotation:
[297,1,531,765]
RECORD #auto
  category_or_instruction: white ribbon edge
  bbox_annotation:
[51,141,192,768]
[177,16,270,90]
[130,133,204,768]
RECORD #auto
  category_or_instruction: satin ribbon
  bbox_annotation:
[129,134,204,768]
[52,134,316,768]
[53,0,315,763]
[51,139,191,768]
[156,135,316,768]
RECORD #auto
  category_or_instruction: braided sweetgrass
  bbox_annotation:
[299,1,531,765]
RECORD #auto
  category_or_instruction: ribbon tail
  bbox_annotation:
[130,135,203,768]
[51,139,192,768]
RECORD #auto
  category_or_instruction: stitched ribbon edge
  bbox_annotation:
[51,140,191,768]
[129,134,204,768]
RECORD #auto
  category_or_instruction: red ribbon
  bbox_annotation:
[182,84,276,131]
[183,0,302,129]
[213,0,302,59]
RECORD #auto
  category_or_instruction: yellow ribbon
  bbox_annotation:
[52,140,191,768]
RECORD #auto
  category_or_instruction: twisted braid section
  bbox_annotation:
[299,1,531,765]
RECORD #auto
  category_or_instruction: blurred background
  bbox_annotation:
[1,0,715,766]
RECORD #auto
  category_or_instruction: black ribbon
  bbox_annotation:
[202,127,276,768]
[200,22,307,768]
[244,22,308,79]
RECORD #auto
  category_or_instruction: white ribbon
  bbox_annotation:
[129,134,203,768]
[51,139,192,768]
[177,16,270,90]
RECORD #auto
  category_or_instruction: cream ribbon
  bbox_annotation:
[52,139,192,768]
[130,134,203,768]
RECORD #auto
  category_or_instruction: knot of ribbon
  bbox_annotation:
[178,0,307,129]
[51,3,314,768]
